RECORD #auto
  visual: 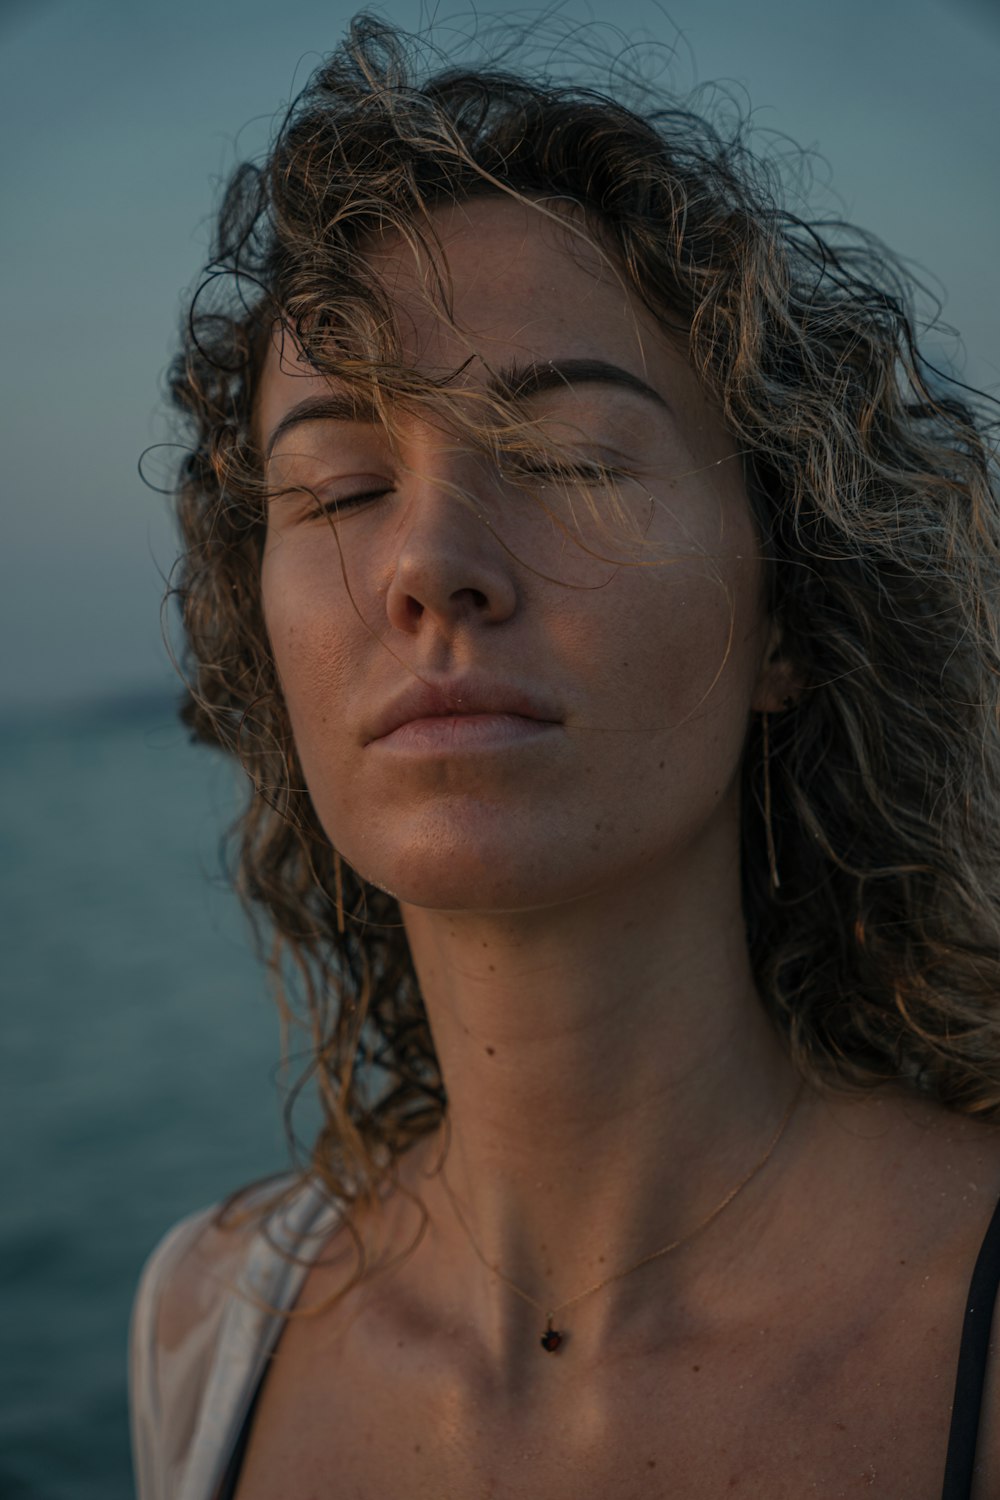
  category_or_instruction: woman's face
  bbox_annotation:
[258,195,792,911]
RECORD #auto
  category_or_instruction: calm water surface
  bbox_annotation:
[2,695,310,1498]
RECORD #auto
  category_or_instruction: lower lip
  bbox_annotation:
[373,713,561,753]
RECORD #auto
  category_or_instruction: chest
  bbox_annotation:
[230,1282,988,1500]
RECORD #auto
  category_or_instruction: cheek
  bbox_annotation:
[260,536,359,753]
[608,471,765,713]
[605,559,760,727]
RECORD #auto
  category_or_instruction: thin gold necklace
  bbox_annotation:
[439,1082,803,1354]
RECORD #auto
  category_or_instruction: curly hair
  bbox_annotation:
[163,11,1000,1282]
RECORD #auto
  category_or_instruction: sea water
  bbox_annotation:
[1,692,308,1499]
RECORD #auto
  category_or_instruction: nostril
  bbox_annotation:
[452,587,490,610]
[386,541,517,634]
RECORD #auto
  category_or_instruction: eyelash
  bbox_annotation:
[311,487,393,518]
[307,461,626,519]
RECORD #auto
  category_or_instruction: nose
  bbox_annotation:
[384,466,519,636]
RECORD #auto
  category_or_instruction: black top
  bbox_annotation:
[217,1369,266,1499]
[941,1188,1000,1496]
[215,1192,1000,1499]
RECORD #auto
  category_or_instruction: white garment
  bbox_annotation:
[127,1174,341,1500]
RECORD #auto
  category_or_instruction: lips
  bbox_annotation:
[366,676,563,744]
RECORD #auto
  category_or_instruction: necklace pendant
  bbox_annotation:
[540,1319,563,1353]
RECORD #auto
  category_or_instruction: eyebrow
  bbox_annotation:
[492,358,670,411]
[263,357,671,459]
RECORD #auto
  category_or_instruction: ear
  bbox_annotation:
[751,615,805,714]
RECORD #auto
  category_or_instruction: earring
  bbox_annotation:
[762,710,780,891]
[333,847,346,935]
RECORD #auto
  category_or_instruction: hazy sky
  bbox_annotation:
[2,0,998,711]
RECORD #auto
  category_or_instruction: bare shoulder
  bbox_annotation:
[808,1083,1000,1194]
[806,1085,1000,1264]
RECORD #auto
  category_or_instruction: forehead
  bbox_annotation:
[255,194,730,469]
[363,195,642,366]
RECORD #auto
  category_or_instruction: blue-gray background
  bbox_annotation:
[2,0,997,1494]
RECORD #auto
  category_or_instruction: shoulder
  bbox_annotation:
[128,1173,330,1500]
[136,1191,265,1334]
[131,1177,290,1362]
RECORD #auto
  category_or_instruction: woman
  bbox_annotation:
[129,13,1000,1497]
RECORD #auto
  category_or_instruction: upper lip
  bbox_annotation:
[366,675,563,743]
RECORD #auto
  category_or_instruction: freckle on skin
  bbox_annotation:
[692,1364,700,1373]
[647,1458,656,1469]
[485,1046,495,1056]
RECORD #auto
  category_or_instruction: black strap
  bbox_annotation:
[214,1361,270,1500]
[941,1190,1000,1498]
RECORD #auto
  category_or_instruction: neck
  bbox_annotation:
[393,811,801,1368]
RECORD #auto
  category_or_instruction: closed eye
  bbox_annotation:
[311,486,394,518]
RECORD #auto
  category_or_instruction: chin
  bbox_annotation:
[338,809,601,915]
[355,852,570,915]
